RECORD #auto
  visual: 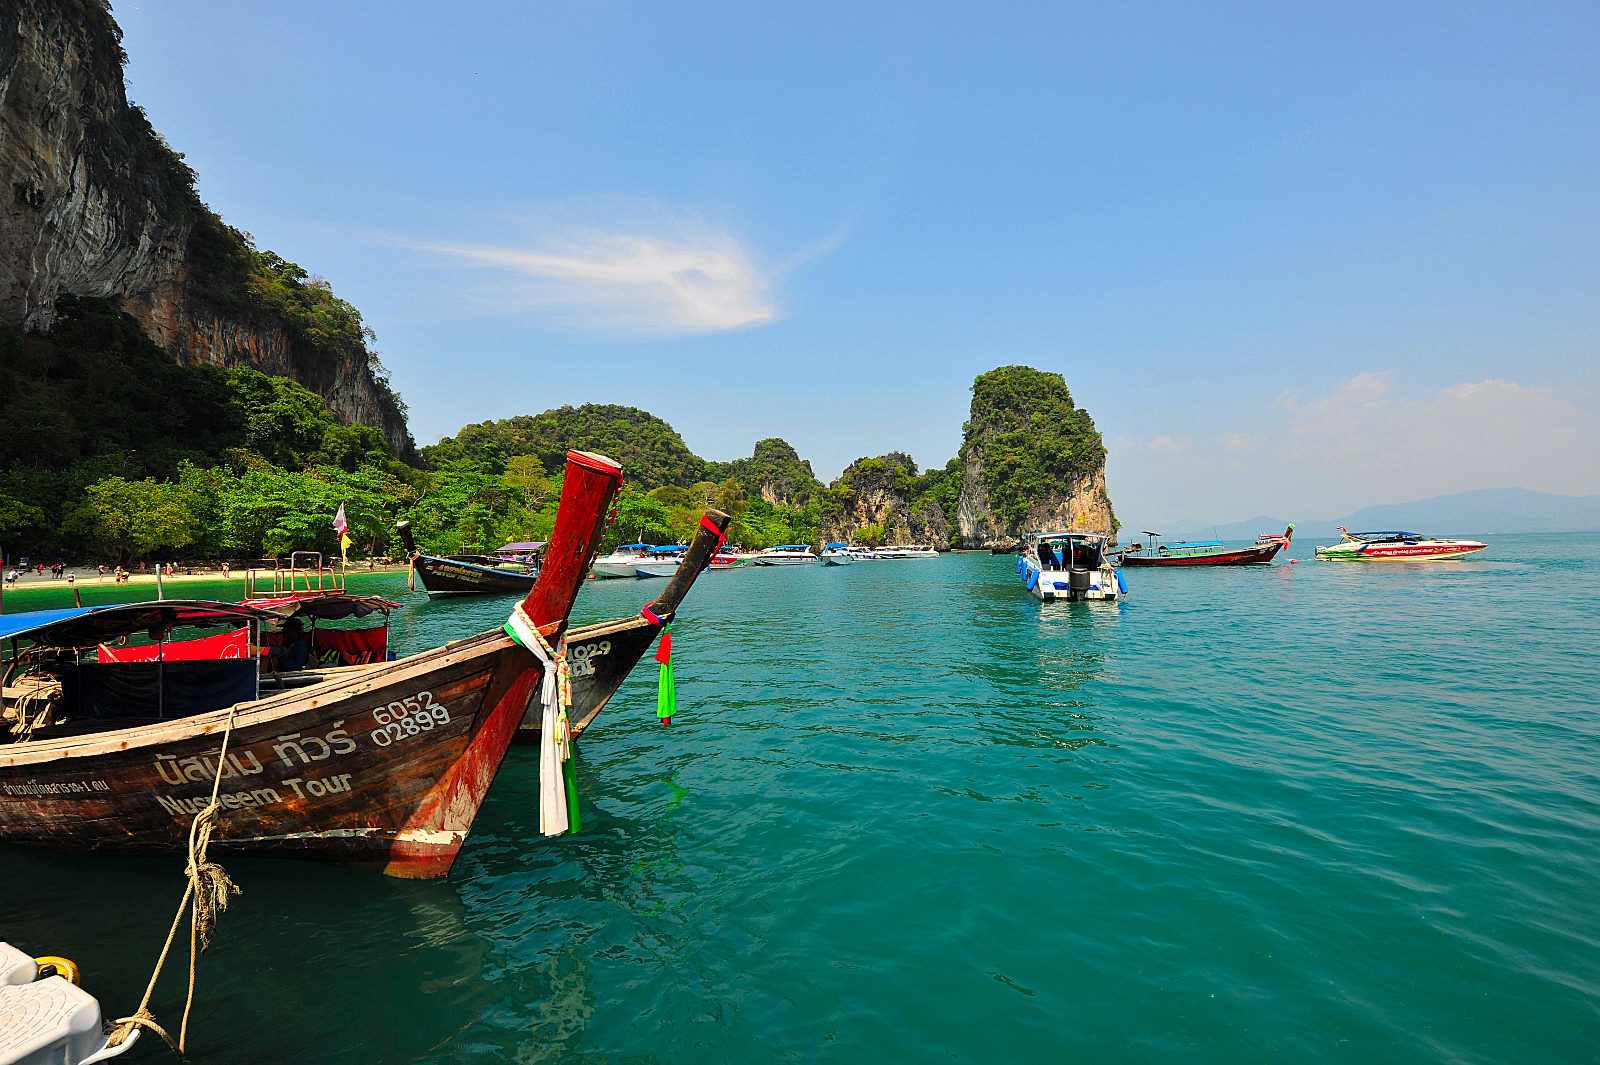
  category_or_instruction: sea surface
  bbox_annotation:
[4,536,1599,1063]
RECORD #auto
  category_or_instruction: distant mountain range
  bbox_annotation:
[1169,488,1600,542]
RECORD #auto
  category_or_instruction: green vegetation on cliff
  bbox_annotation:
[961,365,1108,525]
[422,404,711,488]
[424,418,826,550]
[0,297,419,562]
[722,438,822,508]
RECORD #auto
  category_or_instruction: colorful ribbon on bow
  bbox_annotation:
[642,605,676,724]
[505,601,579,835]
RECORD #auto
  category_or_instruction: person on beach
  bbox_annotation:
[66,571,75,584]
[97,565,105,581]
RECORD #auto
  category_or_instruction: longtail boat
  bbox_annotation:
[1313,527,1487,561]
[396,521,543,597]
[520,511,730,742]
[0,451,624,878]
[1118,526,1294,567]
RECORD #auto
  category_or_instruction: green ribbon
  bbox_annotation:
[657,622,676,722]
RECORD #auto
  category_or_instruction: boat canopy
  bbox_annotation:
[0,600,282,649]
[1164,541,1224,550]
[646,545,687,555]
[769,544,811,550]
[499,541,546,552]
[1349,531,1424,542]
[823,543,850,550]
[238,592,400,620]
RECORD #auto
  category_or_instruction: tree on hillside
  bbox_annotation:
[84,475,205,563]
[421,404,710,488]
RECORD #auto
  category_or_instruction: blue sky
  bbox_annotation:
[114,1,1600,527]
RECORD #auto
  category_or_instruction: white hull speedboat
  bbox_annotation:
[877,545,939,559]
[591,543,654,578]
[1018,531,1124,602]
[1314,527,1487,562]
[819,543,854,565]
[633,546,688,578]
[752,545,819,565]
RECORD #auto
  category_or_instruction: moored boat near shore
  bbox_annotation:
[819,543,854,565]
[591,543,656,579]
[1314,528,1488,561]
[751,544,818,565]
[0,451,626,878]
[397,522,542,597]
[1119,526,1294,567]
[877,545,939,559]
[518,512,729,743]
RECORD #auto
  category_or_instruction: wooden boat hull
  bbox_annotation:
[517,510,731,742]
[1120,541,1285,566]
[0,630,536,877]
[0,451,630,878]
[411,554,538,596]
[395,522,538,597]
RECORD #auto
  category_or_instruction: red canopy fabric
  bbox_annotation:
[312,626,388,666]
[99,627,251,663]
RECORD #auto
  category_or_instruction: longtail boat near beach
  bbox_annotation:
[397,521,543,597]
[0,451,724,878]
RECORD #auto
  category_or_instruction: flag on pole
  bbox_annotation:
[333,503,351,563]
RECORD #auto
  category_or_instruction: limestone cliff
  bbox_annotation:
[954,366,1116,549]
[0,0,412,457]
[818,452,955,550]
[720,438,822,508]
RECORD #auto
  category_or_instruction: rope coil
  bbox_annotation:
[106,705,241,1054]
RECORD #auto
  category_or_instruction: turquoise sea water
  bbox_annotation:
[4,536,1599,1063]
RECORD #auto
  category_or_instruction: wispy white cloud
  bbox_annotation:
[416,227,778,335]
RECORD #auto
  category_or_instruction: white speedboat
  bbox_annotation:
[634,545,688,578]
[1018,531,1124,602]
[592,543,654,578]
[819,543,854,565]
[1314,528,1487,562]
[877,544,939,559]
[751,544,819,565]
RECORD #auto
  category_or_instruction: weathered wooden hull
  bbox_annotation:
[1120,541,1285,566]
[518,614,662,741]
[0,629,536,877]
[411,554,538,596]
[0,450,632,878]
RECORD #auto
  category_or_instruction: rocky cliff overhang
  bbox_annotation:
[0,0,413,458]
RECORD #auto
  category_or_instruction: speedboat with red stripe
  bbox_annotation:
[1314,527,1487,561]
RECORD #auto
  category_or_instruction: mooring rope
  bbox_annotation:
[107,704,242,1054]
